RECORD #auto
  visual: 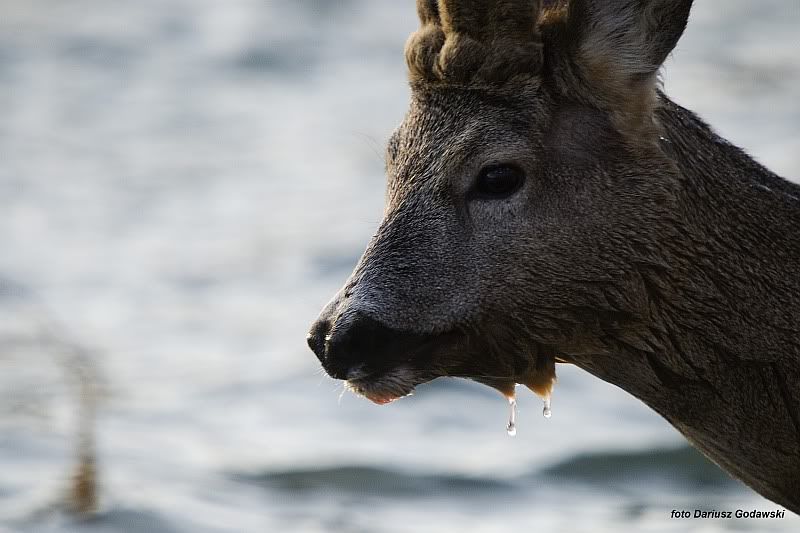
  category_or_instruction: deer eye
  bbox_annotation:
[473,165,525,199]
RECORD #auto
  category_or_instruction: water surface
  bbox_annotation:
[0,1,798,531]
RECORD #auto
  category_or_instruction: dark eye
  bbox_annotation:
[473,165,525,199]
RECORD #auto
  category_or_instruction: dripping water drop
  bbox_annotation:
[506,397,517,437]
[542,394,552,419]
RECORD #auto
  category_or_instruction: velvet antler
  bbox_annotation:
[406,0,544,85]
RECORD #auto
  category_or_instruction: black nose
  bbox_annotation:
[306,311,426,381]
[306,318,330,363]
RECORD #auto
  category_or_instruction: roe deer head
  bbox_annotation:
[308,0,800,511]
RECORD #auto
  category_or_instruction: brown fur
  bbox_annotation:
[309,0,800,513]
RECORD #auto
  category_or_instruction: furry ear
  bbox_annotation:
[570,0,692,82]
[564,0,692,129]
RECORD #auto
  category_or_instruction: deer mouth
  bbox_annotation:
[337,330,455,405]
[339,335,558,405]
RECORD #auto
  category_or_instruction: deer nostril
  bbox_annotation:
[306,319,330,362]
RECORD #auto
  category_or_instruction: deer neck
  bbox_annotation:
[565,93,800,511]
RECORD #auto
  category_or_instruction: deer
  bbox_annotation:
[306,0,800,512]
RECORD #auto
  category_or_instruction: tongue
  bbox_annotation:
[364,391,401,405]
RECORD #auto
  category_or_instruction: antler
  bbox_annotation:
[438,0,541,42]
[416,0,441,25]
[406,0,544,86]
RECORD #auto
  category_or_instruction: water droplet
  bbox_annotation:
[506,397,517,437]
[542,394,552,419]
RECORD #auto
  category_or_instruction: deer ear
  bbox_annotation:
[567,0,692,96]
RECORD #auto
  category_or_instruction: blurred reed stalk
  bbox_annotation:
[65,345,99,516]
[1,277,102,516]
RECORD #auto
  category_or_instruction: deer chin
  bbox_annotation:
[345,365,427,405]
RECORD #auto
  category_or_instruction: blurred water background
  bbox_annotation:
[1,1,799,532]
